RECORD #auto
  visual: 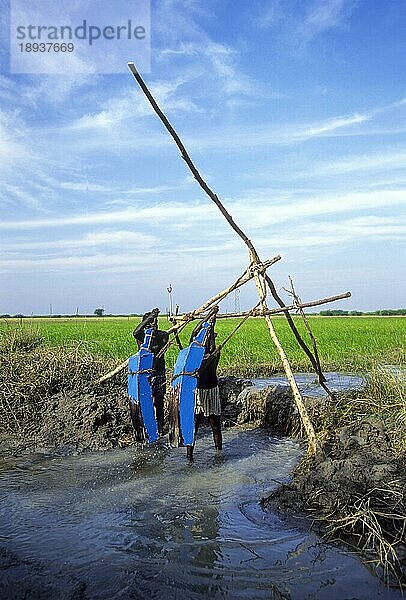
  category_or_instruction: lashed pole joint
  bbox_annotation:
[127,62,320,454]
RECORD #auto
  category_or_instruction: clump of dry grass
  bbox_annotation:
[322,482,406,588]
[363,368,406,455]
[0,327,115,436]
[0,324,43,353]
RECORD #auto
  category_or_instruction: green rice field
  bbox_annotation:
[1,316,404,376]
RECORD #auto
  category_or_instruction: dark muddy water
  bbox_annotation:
[0,424,402,599]
[0,374,401,599]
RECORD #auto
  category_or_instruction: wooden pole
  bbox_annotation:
[174,291,352,320]
[175,255,280,321]
[285,276,333,395]
[97,259,279,384]
[127,62,320,453]
[128,60,329,384]
[251,268,318,453]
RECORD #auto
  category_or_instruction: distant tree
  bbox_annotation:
[94,308,105,317]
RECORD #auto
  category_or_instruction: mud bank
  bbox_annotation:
[0,376,252,456]
[234,383,406,588]
[0,380,130,456]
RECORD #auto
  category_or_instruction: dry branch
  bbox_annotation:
[286,276,332,393]
[173,291,352,320]
[172,256,280,323]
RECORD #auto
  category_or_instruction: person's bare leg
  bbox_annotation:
[209,415,222,451]
[154,393,165,436]
[187,413,203,460]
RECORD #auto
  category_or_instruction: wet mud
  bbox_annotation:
[238,383,406,587]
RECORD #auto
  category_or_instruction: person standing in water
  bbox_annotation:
[187,321,222,460]
[133,309,169,437]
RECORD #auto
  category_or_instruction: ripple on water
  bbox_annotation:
[0,427,402,599]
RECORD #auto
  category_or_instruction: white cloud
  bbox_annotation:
[298,0,358,44]
[0,230,157,253]
[257,215,406,251]
[59,181,112,192]
[154,1,258,100]
[53,93,406,156]
[300,113,369,137]
[0,235,242,275]
[0,252,149,273]
[229,189,406,229]
[0,183,45,211]
[70,73,201,132]
[1,188,404,244]
[1,211,403,276]
[0,200,214,230]
[256,0,359,46]
[297,150,406,178]
[0,110,30,170]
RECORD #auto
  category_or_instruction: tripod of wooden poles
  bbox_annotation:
[98,62,352,456]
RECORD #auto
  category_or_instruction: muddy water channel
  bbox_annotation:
[0,374,401,599]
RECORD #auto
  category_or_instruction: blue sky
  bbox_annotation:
[0,0,405,315]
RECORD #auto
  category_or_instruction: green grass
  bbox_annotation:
[1,315,404,375]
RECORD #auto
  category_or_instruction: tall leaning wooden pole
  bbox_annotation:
[127,62,318,454]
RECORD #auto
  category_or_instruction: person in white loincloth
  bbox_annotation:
[187,322,222,460]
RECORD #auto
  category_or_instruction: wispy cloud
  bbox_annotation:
[256,0,359,47]
[0,110,31,171]
[1,211,403,276]
[298,0,358,44]
[0,201,214,230]
[0,183,45,211]
[299,113,369,137]
[226,189,406,232]
[154,0,258,103]
[70,73,201,131]
[0,230,157,253]
[1,188,404,233]
[257,215,406,252]
[73,99,398,152]
[59,181,112,193]
[0,253,153,273]
[296,150,406,178]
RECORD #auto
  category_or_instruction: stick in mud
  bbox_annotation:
[285,276,332,395]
